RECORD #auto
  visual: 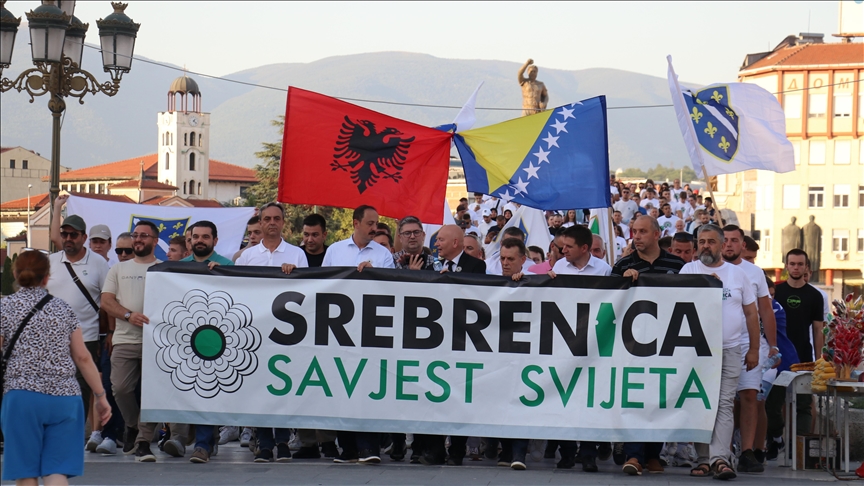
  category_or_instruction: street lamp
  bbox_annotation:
[0,1,140,242]
[27,184,32,248]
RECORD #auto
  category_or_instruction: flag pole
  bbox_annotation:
[700,163,724,227]
[606,207,616,266]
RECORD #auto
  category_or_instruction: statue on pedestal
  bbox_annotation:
[802,215,822,281]
[781,216,802,263]
[518,59,548,117]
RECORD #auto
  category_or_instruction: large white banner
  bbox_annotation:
[142,265,723,442]
[66,195,254,261]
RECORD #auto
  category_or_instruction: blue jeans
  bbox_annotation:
[623,442,662,464]
[500,438,528,462]
[195,425,217,453]
[100,339,124,441]
[256,427,291,451]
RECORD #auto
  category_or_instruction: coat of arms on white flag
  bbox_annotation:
[667,56,794,178]
[65,195,255,261]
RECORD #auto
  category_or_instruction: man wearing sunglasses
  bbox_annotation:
[46,214,109,454]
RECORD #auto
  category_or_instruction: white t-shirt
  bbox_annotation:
[732,259,770,344]
[681,260,756,348]
[614,236,628,262]
[102,259,161,346]
[323,237,395,269]
[235,239,309,268]
[552,255,612,276]
[47,248,108,342]
[640,198,659,209]
[613,200,639,222]
[656,215,682,237]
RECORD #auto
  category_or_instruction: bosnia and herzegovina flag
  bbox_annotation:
[453,96,610,211]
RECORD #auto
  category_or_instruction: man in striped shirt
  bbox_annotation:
[611,215,686,475]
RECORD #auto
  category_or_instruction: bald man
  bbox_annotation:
[434,224,486,274]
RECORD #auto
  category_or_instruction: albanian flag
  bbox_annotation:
[279,87,453,223]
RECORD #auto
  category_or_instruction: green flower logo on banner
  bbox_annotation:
[153,290,261,398]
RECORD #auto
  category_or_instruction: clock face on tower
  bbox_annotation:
[189,115,199,127]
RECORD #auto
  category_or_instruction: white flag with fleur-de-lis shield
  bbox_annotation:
[667,56,794,178]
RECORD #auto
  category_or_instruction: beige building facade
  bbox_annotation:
[0,146,69,204]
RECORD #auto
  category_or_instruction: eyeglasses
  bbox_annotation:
[115,248,134,255]
[130,233,154,240]
[399,229,423,238]
[22,247,49,255]
[60,231,81,239]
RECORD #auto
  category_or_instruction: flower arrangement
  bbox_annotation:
[822,293,863,380]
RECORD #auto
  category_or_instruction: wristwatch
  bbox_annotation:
[124,311,132,321]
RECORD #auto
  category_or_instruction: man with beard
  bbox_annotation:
[393,216,435,270]
[301,214,329,268]
[46,214,109,452]
[681,225,759,480]
[181,221,233,267]
[721,225,778,472]
[102,221,190,462]
[773,250,824,437]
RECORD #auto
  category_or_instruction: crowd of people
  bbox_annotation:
[0,179,828,484]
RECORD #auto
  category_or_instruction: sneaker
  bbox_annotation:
[96,437,118,455]
[623,458,642,475]
[582,456,599,472]
[334,450,359,463]
[738,449,763,473]
[321,441,339,458]
[240,428,253,447]
[123,427,139,455]
[557,455,576,469]
[254,448,274,463]
[389,439,406,462]
[612,442,626,465]
[469,446,481,461]
[359,451,381,464]
[598,442,612,461]
[218,426,239,445]
[86,431,103,452]
[190,447,209,463]
[646,457,664,473]
[276,443,293,462]
[162,439,185,458]
[135,442,157,462]
[753,449,765,464]
[511,460,526,470]
[288,433,302,451]
[766,438,783,461]
[528,439,546,462]
[294,445,321,459]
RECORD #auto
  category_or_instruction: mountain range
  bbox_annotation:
[1,28,697,172]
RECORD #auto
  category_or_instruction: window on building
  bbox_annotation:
[834,140,851,165]
[858,229,864,253]
[164,152,170,170]
[832,229,849,252]
[190,132,196,147]
[792,141,800,165]
[859,186,864,207]
[8,159,14,169]
[21,160,28,170]
[764,229,771,252]
[783,185,800,209]
[98,183,105,194]
[808,94,827,118]
[809,140,826,165]
[784,94,802,119]
[189,152,196,171]
[239,186,249,198]
[197,182,202,195]
[808,185,824,208]
[61,184,68,191]
[189,179,195,195]
[834,184,850,208]
[88,184,95,193]
[183,181,188,194]
[198,134,203,147]
[833,94,852,117]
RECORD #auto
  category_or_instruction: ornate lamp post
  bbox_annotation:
[1,0,140,235]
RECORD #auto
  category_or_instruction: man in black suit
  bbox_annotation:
[435,224,487,275]
[409,225,485,466]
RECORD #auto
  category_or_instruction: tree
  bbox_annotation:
[619,164,698,183]
[1,256,14,296]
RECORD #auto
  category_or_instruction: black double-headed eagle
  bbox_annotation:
[331,116,415,194]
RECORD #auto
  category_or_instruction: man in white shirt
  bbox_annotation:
[323,205,395,271]
[639,189,659,209]
[549,225,612,277]
[721,225,779,472]
[485,227,534,275]
[46,214,109,447]
[612,210,629,240]
[681,224,759,479]
[477,208,494,237]
[656,203,681,238]
[670,179,685,199]
[236,202,308,271]
[613,188,639,222]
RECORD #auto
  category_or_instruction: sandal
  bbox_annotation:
[690,463,711,477]
[712,460,736,480]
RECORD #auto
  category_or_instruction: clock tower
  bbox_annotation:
[157,75,210,199]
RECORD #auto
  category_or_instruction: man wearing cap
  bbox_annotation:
[88,224,114,264]
[45,213,109,449]
[478,208,494,237]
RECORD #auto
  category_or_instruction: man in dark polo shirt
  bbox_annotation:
[612,215,686,475]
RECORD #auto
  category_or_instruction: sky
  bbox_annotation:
[6,1,841,86]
